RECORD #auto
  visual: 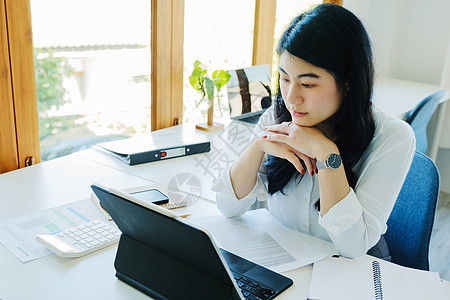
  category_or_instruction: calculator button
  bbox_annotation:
[75,243,86,249]
[91,240,100,246]
[91,223,103,230]
[106,234,115,240]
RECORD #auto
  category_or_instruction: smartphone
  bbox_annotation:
[130,189,169,205]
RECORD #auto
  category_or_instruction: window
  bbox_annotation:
[183,0,255,123]
[31,0,151,161]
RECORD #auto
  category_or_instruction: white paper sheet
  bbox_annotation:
[0,199,113,262]
[190,209,326,272]
[309,256,446,300]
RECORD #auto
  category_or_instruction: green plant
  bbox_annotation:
[35,48,74,114]
[188,60,231,113]
[34,48,75,140]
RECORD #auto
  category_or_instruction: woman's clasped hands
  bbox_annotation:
[259,121,332,176]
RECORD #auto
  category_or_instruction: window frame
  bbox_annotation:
[0,0,339,173]
[1,0,40,173]
[151,0,185,131]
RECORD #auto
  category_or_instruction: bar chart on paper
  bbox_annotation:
[0,199,112,262]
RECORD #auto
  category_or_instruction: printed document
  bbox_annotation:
[0,199,112,262]
[191,209,326,272]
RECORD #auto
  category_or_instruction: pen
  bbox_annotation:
[178,214,191,218]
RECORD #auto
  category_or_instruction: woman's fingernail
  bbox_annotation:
[262,135,267,139]
[311,171,314,176]
[301,169,305,175]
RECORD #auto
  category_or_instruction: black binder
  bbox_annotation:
[95,133,210,165]
[91,184,293,300]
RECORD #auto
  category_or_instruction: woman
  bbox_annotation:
[212,4,415,259]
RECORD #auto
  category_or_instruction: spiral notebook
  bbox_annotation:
[308,255,446,300]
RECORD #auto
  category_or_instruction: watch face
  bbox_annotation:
[327,153,342,169]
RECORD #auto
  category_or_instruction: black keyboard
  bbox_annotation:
[232,271,277,300]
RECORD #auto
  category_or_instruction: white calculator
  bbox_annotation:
[36,220,121,258]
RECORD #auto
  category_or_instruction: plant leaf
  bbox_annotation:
[212,70,231,90]
[205,77,214,101]
[189,74,200,91]
[193,60,201,68]
[191,67,202,76]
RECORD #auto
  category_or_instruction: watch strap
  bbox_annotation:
[316,160,328,170]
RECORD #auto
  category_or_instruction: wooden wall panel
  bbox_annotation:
[0,0,19,173]
[151,0,185,131]
[5,0,40,168]
[171,0,184,127]
[323,0,343,6]
[252,0,277,67]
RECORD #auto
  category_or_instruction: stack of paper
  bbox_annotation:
[191,209,326,273]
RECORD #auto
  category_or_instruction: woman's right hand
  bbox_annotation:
[257,137,316,175]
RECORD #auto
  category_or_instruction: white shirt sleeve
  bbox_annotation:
[212,106,275,217]
[212,167,269,217]
[317,115,416,258]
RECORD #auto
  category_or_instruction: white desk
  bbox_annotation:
[373,77,447,119]
[0,155,155,220]
[0,152,337,300]
[1,144,448,299]
[373,77,449,160]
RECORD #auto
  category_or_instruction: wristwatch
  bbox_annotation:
[317,153,342,170]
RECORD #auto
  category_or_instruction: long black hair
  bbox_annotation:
[266,4,375,204]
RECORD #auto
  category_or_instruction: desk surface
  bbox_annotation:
[373,77,448,118]
[0,153,336,300]
[1,77,449,299]
[2,136,449,300]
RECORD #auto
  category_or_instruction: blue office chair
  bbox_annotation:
[405,90,445,153]
[384,151,440,271]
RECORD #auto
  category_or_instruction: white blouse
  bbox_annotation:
[212,106,416,258]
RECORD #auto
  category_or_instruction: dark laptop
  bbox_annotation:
[227,64,272,125]
[91,184,293,300]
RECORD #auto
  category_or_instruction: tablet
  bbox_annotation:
[91,184,292,300]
